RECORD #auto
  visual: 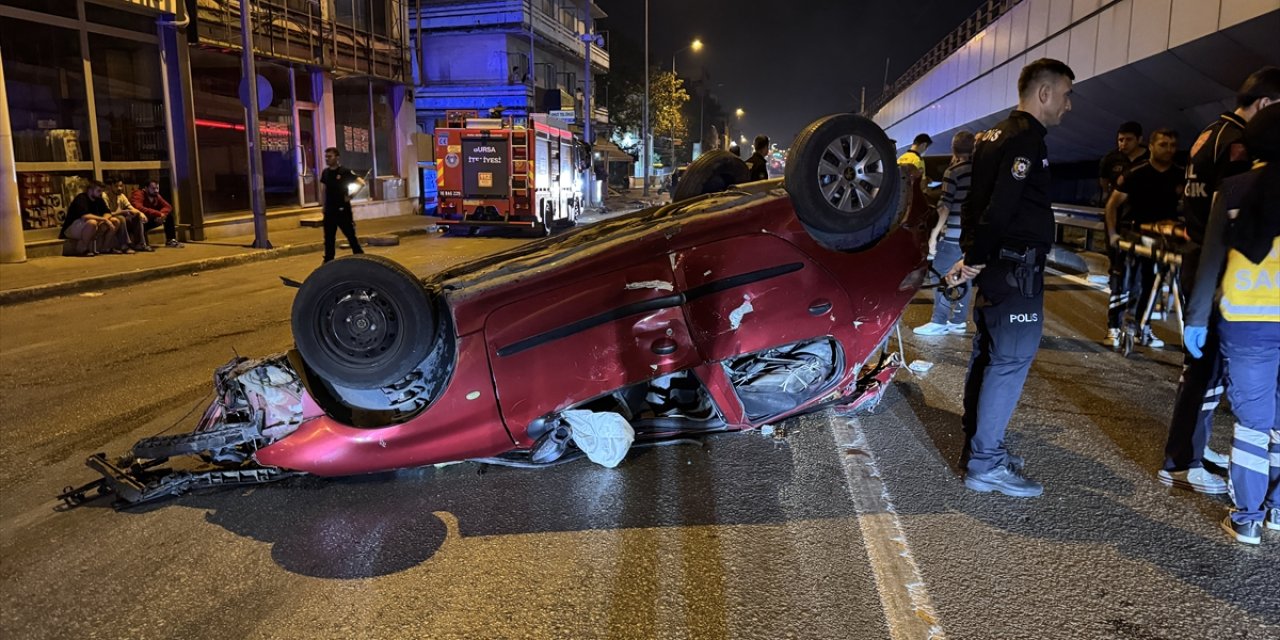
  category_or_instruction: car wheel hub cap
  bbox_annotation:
[324,288,399,364]
[817,134,883,214]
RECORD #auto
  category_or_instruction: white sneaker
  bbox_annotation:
[913,322,950,336]
[947,322,968,335]
[1157,468,1228,495]
[1106,328,1120,348]
[1202,447,1229,467]
[1140,328,1165,348]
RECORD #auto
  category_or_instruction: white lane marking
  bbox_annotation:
[827,412,947,640]
[1045,266,1109,293]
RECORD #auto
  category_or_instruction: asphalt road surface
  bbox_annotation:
[1,233,1276,640]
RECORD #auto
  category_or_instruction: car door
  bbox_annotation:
[485,258,701,435]
[672,233,851,364]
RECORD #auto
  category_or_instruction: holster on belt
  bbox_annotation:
[999,246,1044,298]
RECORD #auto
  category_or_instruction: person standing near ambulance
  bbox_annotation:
[946,58,1075,498]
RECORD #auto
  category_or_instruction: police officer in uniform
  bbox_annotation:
[947,58,1075,497]
[1159,66,1280,493]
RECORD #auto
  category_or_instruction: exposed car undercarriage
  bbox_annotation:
[59,334,896,508]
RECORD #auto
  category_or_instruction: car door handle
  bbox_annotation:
[651,338,678,355]
[809,300,832,316]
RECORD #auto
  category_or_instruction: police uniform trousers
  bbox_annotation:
[323,202,363,262]
[962,260,1045,473]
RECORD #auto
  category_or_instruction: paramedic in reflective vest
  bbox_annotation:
[947,58,1074,498]
[1160,66,1280,495]
[1181,103,1280,545]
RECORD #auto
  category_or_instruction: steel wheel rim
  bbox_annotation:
[319,285,402,369]
[815,134,884,214]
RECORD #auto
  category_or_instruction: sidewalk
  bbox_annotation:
[0,215,437,306]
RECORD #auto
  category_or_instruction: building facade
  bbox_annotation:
[2,0,421,258]
[412,0,609,137]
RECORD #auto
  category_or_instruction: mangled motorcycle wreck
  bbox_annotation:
[61,114,937,508]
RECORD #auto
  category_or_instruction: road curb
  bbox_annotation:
[0,227,430,306]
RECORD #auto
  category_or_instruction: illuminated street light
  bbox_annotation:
[735,108,745,118]
[672,38,704,73]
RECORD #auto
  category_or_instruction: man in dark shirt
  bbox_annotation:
[1160,66,1280,494]
[60,181,113,256]
[947,58,1075,498]
[1104,128,1183,349]
[1098,121,1147,203]
[319,146,366,263]
[745,135,770,182]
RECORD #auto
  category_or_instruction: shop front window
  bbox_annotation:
[334,77,373,198]
[190,48,250,214]
[90,33,168,163]
[101,169,172,214]
[372,81,395,179]
[15,171,94,232]
[2,17,91,163]
[258,62,299,209]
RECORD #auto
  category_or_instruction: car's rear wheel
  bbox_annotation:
[785,114,902,248]
[672,150,751,202]
[292,255,436,390]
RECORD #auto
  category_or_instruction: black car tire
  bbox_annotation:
[785,114,902,242]
[292,255,436,390]
[672,150,751,202]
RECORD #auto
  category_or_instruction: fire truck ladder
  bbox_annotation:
[512,131,531,221]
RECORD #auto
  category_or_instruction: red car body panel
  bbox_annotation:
[257,182,931,476]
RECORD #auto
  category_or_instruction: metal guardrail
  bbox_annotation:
[870,0,1022,114]
[1052,203,1105,252]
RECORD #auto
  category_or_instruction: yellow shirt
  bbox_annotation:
[897,150,924,174]
[1219,236,1280,322]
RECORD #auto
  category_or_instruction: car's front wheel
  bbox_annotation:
[785,114,903,250]
[291,255,436,390]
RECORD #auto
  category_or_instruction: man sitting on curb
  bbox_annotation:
[108,180,153,252]
[131,180,183,248]
[59,181,113,256]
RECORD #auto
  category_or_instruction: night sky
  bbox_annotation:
[597,0,990,148]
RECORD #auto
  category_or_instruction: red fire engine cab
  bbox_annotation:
[434,110,584,235]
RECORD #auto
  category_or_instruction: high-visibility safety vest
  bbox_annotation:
[1220,236,1280,322]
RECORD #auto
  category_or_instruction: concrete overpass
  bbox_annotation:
[872,0,1280,164]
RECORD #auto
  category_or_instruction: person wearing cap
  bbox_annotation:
[1182,102,1280,545]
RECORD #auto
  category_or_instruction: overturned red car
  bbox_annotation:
[64,114,937,507]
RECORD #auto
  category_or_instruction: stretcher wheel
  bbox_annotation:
[785,114,902,247]
[292,255,436,389]
[672,150,751,202]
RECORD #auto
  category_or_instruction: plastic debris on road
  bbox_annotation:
[907,360,934,374]
[562,409,635,468]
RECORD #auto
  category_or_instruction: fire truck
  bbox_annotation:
[434,110,585,235]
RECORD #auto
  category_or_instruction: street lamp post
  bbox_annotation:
[667,39,701,169]
[727,107,744,152]
[642,0,649,196]
[241,0,271,248]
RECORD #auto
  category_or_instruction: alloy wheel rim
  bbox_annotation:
[816,134,884,214]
